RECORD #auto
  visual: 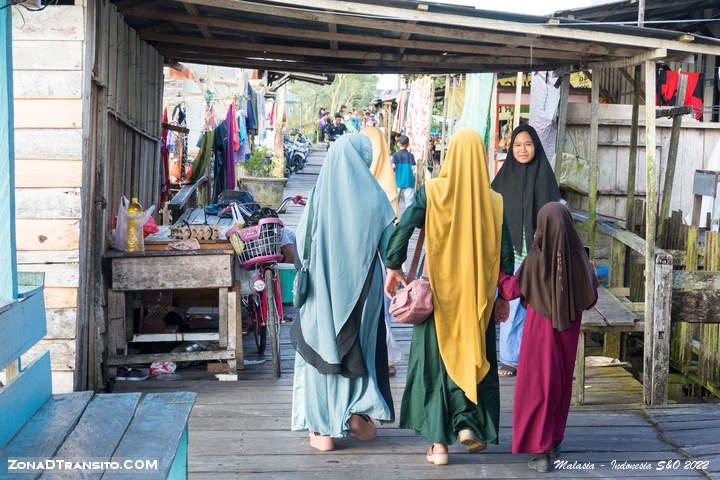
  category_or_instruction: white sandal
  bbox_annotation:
[426,445,449,465]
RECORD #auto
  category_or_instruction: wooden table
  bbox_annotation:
[104,248,244,379]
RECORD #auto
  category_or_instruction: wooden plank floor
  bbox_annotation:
[114,146,720,479]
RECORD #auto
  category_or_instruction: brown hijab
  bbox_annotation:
[516,202,598,331]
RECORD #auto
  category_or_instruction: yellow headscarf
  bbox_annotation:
[360,126,399,218]
[425,128,504,404]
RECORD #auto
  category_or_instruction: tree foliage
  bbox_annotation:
[286,74,379,128]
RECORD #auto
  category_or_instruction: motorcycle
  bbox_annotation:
[284,129,310,176]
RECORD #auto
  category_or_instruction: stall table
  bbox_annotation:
[105,229,244,379]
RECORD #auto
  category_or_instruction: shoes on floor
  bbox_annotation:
[309,432,334,451]
[116,367,149,381]
[348,414,376,441]
[426,445,449,465]
[528,453,551,473]
[457,428,487,453]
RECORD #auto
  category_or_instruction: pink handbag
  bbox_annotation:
[389,228,433,325]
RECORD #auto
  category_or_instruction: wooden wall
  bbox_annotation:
[12,4,86,394]
[76,0,164,390]
[562,103,720,224]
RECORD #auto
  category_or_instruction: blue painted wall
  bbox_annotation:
[0,5,17,301]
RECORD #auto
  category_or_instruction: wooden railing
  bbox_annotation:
[571,209,674,406]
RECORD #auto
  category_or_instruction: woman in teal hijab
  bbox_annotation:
[291,134,397,451]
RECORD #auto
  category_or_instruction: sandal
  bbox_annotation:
[498,362,517,377]
[426,445,449,466]
[458,428,487,453]
[348,414,376,441]
[309,432,334,451]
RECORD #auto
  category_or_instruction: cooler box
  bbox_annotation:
[278,263,297,304]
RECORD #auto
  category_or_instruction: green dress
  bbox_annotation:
[385,186,515,445]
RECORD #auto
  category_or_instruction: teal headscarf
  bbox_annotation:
[294,134,395,371]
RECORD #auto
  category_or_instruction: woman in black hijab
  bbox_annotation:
[491,124,562,377]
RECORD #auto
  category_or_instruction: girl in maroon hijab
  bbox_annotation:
[497,202,598,473]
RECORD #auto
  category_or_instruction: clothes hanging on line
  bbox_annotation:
[529,71,561,164]
[405,77,433,162]
[657,67,704,121]
[160,108,171,202]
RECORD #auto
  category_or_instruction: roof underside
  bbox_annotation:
[554,0,720,39]
[113,0,720,75]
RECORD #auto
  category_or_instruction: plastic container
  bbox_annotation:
[277,263,297,304]
[127,197,143,252]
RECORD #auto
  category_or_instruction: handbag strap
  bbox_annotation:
[301,191,314,262]
[406,227,425,283]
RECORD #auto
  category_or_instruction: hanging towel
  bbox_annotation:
[529,71,560,164]
[456,73,495,146]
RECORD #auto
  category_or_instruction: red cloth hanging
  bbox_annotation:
[657,69,704,121]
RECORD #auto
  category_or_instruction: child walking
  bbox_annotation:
[391,135,416,208]
[497,202,598,473]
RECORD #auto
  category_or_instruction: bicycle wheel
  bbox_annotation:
[264,268,281,378]
[249,296,266,355]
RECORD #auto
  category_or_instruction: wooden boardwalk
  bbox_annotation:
[114,146,720,479]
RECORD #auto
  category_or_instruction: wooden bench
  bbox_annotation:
[574,285,641,405]
[0,274,196,479]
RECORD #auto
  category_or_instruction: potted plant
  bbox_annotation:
[237,146,288,207]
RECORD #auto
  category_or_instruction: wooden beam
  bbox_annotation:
[142,32,558,65]
[588,67,600,260]
[643,59,658,406]
[327,18,338,52]
[164,0,645,57]
[555,48,667,75]
[250,0,720,56]
[181,2,214,38]
[513,72,522,130]
[123,7,590,60]
[626,64,641,232]
[398,22,414,55]
[619,66,644,103]
[553,74,570,174]
[657,74,688,241]
[162,49,559,73]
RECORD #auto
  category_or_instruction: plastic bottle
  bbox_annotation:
[127,197,143,252]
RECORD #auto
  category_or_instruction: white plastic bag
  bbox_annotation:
[557,152,590,195]
[112,196,155,252]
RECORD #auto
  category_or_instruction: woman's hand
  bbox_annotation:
[385,269,406,298]
[494,297,510,324]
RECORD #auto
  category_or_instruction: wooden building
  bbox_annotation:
[5,0,720,404]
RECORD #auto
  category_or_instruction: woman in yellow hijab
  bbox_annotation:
[384,128,515,465]
[360,126,400,217]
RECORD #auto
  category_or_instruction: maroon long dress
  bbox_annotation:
[498,271,596,454]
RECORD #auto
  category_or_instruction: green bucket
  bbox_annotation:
[278,263,297,304]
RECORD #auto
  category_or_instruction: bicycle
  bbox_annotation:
[225,196,306,378]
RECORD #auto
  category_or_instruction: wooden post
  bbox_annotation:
[513,72,523,130]
[219,287,228,348]
[440,75,449,164]
[553,74,570,175]
[652,257,673,406]
[643,59,659,405]
[657,74,688,240]
[626,65,642,233]
[0,4,18,301]
[588,67,601,259]
[573,330,585,406]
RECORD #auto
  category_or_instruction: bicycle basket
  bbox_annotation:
[226,218,284,268]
